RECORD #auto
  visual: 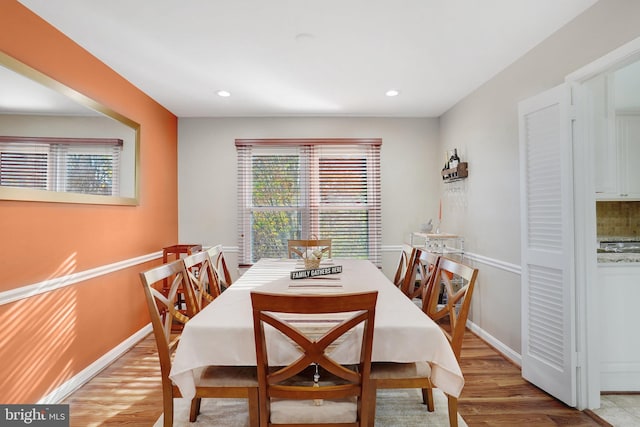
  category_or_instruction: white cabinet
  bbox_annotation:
[590,75,618,195]
[592,73,640,199]
[598,264,640,391]
[616,114,640,197]
[595,114,640,199]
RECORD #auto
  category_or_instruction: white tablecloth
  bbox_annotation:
[169,258,464,399]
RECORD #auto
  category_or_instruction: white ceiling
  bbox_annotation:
[17,0,598,118]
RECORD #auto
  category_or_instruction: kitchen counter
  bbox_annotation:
[598,235,640,243]
[597,253,640,263]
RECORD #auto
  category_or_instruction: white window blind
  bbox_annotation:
[236,139,382,266]
[0,136,122,196]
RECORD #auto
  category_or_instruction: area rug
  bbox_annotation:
[154,388,467,426]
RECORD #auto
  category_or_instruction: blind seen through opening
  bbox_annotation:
[0,136,122,195]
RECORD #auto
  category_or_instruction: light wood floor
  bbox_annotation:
[62,331,608,426]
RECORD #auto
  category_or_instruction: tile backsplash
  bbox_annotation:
[597,201,640,237]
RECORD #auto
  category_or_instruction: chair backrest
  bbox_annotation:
[183,250,221,310]
[395,245,424,298]
[205,244,233,289]
[422,257,478,360]
[415,251,440,302]
[251,291,378,426]
[139,260,197,379]
[392,244,412,288]
[287,239,332,259]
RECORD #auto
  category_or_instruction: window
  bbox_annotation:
[237,139,382,266]
[0,136,122,196]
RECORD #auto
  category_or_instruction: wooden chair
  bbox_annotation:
[423,257,478,360]
[206,244,233,290]
[162,244,202,317]
[413,251,440,302]
[369,257,478,427]
[182,250,221,311]
[287,239,332,259]
[394,245,424,299]
[251,291,378,426]
[392,244,412,288]
[140,260,259,427]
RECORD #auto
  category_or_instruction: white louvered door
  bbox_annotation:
[518,84,576,407]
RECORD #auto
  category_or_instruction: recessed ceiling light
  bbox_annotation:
[385,89,400,97]
[216,90,231,97]
[295,33,315,43]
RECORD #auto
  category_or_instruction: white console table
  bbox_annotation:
[410,232,464,256]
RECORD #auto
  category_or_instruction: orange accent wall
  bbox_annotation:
[0,1,178,403]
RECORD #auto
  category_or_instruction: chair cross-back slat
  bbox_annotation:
[423,257,478,361]
[183,250,221,310]
[206,245,233,290]
[259,309,369,386]
[418,251,441,306]
[392,246,411,288]
[395,245,426,299]
[149,285,189,346]
[251,291,377,427]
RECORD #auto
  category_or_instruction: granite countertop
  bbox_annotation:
[597,236,640,263]
[597,253,640,263]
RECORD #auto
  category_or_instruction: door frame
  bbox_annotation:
[565,35,640,410]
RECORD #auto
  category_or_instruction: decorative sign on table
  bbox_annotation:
[290,265,343,280]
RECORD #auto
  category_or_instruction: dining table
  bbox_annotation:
[169,258,464,400]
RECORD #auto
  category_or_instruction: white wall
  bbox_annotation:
[177,117,440,278]
[438,0,640,355]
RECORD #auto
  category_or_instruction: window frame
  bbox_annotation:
[236,138,382,266]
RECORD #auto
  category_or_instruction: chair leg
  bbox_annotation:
[189,397,201,422]
[367,386,377,427]
[164,405,173,427]
[247,388,260,427]
[446,394,458,427]
[163,389,174,427]
[421,387,435,411]
[258,390,269,427]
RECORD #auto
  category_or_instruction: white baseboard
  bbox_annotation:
[600,362,640,392]
[467,320,522,367]
[37,324,152,404]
